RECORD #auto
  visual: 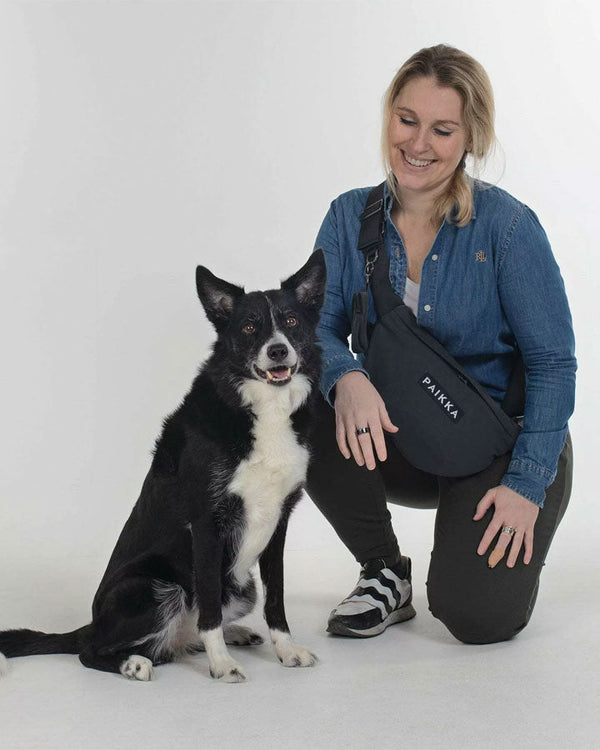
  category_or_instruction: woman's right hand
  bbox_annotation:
[334,371,399,470]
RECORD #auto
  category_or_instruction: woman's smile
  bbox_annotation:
[401,150,436,169]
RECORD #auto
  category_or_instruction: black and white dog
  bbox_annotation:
[0,250,325,683]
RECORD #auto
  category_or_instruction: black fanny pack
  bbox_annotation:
[350,183,523,477]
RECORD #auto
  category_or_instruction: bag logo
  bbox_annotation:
[475,251,487,262]
[419,373,464,423]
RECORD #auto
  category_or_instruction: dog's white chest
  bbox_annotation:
[227,377,311,584]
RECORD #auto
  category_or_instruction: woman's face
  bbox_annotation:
[387,76,468,203]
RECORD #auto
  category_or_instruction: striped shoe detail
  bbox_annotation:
[327,557,415,638]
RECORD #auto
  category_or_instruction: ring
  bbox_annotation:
[356,427,371,436]
[501,526,517,536]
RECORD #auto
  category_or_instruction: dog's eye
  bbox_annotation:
[285,316,298,328]
[242,323,256,334]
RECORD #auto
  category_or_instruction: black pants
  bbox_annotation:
[306,397,573,644]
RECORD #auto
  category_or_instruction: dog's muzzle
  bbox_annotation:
[253,362,298,385]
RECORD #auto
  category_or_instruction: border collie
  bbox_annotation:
[0,250,325,683]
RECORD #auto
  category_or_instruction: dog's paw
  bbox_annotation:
[274,641,317,668]
[119,655,154,681]
[209,657,247,683]
[223,624,264,646]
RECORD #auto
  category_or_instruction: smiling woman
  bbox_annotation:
[382,46,495,228]
[305,44,576,645]
[387,79,467,201]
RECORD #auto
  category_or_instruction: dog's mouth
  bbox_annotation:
[253,363,298,385]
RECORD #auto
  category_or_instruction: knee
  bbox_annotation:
[427,588,529,645]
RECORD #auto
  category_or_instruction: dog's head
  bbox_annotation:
[196,250,326,391]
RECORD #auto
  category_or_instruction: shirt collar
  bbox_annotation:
[382,177,478,223]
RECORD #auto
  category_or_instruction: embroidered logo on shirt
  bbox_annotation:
[419,374,464,422]
[475,251,487,262]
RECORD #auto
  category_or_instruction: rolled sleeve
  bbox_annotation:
[497,206,576,507]
[314,200,369,406]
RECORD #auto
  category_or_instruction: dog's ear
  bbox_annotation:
[196,266,245,330]
[280,249,326,312]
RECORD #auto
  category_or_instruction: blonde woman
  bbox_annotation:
[306,45,575,643]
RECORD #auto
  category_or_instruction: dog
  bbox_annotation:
[0,250,326,683]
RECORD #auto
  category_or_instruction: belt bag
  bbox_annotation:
[350,183,523,477]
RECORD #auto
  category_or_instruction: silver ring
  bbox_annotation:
[501,526,517,536]
[356,427,371,436]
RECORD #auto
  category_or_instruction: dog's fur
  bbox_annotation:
[0,250,325,682]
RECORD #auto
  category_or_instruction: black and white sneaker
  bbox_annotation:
[327,556,415,638]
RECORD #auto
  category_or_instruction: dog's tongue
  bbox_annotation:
[269,366,290,380]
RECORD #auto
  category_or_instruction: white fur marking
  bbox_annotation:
[130,581,201,660]
[0,652,8,678]
[229,374,311,586]
[120,655,154,681]
[201,627,246,682]
[269,628,317,668]
[221,594,254,626]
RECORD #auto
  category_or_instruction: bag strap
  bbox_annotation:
[357,182,386,259]
[356,181,525,418]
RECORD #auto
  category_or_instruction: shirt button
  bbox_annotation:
[424,304,432,312]
[432,254,439,261]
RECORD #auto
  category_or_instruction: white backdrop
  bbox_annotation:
[1,0,598,571]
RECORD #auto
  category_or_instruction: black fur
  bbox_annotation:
[0,250,326,681]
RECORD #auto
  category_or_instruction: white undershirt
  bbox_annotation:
[403,277,420,316]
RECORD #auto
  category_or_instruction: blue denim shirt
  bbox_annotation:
[314,181,576,508]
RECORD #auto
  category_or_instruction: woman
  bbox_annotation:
[306,44,575,644]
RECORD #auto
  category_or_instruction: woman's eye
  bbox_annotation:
[285,316,298,328]
[435,128,452,137]
[400,117,416,126]
[242,323,256,334]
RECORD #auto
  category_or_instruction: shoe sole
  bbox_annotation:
[326,603,417,638]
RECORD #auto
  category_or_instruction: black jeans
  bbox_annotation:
[306,397,573,644]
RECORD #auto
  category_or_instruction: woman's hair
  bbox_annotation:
[381,44,495,226]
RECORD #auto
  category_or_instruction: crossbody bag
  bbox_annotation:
[350,182,524,477]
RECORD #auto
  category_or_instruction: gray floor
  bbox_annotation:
[0,502,598,750]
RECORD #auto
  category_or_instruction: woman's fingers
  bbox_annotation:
[369,421,388,463]
[474,485,539,569]
[473,489,494,521]
[344,422,366,467]
[506,530,525,568]
[477,512,503,556]
[379,404,399,434]
[333,373,395,469]
[357,432,377,470]
[335,413,352,459]
[337,416,384,470]
[523,528,535,565]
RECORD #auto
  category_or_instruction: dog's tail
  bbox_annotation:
[0,624,92,661]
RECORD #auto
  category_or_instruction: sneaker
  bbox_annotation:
[326,556,415,638]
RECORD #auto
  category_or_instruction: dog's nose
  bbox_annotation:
[267,343,288,362]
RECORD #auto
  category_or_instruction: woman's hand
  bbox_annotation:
[474,485,540,568]
[334,371,398,470]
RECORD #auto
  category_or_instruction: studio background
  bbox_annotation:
[1,2,598,749]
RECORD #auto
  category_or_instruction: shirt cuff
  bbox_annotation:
[320,357,370,407]
[500,458,556,508]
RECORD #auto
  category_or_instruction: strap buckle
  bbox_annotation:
[360,198,384,222]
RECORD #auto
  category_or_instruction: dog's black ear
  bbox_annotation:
[280,249,326,312]
[196,266,245,330]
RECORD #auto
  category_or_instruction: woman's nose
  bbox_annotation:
[411,127,431,154]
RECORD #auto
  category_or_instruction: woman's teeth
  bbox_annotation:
[404,153,433,167]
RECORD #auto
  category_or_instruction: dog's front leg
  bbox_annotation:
[259,514,317,668]
[190,518,246,683]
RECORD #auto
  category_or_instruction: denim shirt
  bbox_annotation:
[314,181,576,508]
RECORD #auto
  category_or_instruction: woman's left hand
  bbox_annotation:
[473,485,540,568]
